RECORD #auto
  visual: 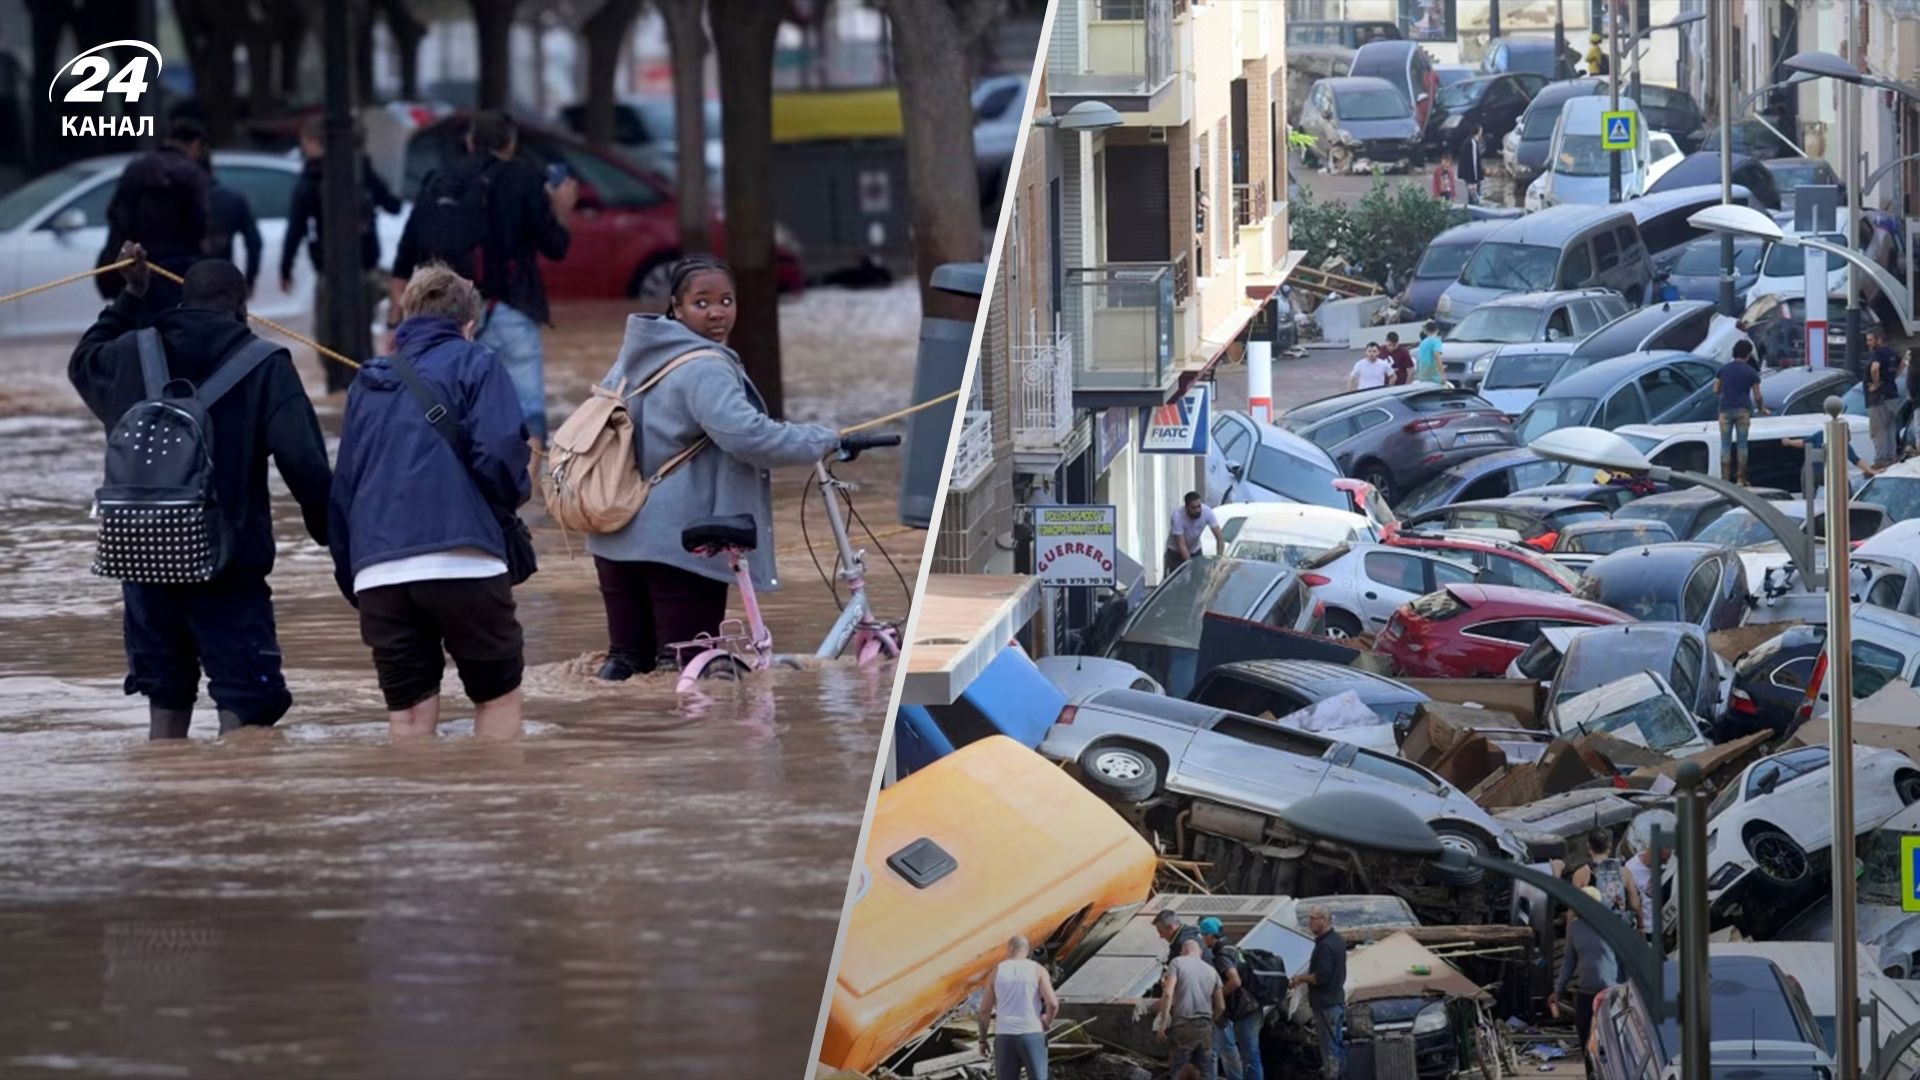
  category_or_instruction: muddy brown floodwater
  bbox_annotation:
[0,284,925,1078]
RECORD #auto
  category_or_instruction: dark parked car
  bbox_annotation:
[1288,19,1401,48]
[1549,621,1730,729]
[1635,84,1706,152]
[1761,367,1859,417]
[1107,557,1322,698]
[1574,542,1749,632]
[1404,219,1502,320]
[1512,481,1669,514]
[1612,487,1773,540]
[1546,518,1679,573]
[1351,40,1440,129]
[1472,343,1578,416]
[1515,350,1722,444]
[1764,156,1843,209]
[1550,300,1732,380]
[1424,72,1545,154]
[1588,955,1831,1080]
[1442,288,1627,383]
[1397,448,1567,515]
[1478,35,1578,80]
[1299,76,1423,170]
[1631,184,1757,270]
[1648,151,1783,210]
[1278,385,1518,504]
[1658,233,1763,303]
[1728,623,1826,740]
[1501,78,1607,194]
[1399,496,1610,549]
[1702,119,1802,163]
[1190,659,1429,729]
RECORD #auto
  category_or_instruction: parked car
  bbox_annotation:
[1764,156,1844,211]
[1473,343,1578,415]
[1038,688,1529,872]
[1701,120,1802,165]
[1574,542,1749,632]
[1545,669,1714,759]
[1377,583,1632,678]
[1761,366,1860,417]
[404,113,804,299]
[1034,655,1166,700]
[1285,45,1358,126]
[1588,953,1833,1079]
[1439,288,1626,383]
[1424,72,1544,154]
[1478,35,1578,81]
[1797,604,1920,725]
[1351,40,1440,129]
[894,643,1064,775]
[1271,386,1517,504]
[1189,659,1429,731]
[1648,150,1783,210]
[1399,496,1610,550]
[1747,225,1852,307]
[1298,76,1423,171]
[1287,19,1402,48]
[1726,624,1826,740]
[1640,130,1686,189]
[1385,528,1582,594]
[1591,414,1875,495]
[1531,97,1650,209]
[1296,542,1479,638]
[1397,448,1567,514]
[1203,410,1349,510]
[1511,480,1668,514]
[1631,183,1758,272]
[1403,219,1503,320]
[1106,556,1322,698]
[1610,486,1767,540]
[1209,503,1378,561]
[555,94,722,190]
[1549,621,1730,729]
[1501,78,1607,197]
[1546,518,1679,574]
[1636,84,1707,152]
[1553,301,1743,382]
[1433,64,1477,91]
[1436,204,1652,325]
[1657,233,1763,303]
[1856,458,1920,524]
[971,73,1029,218]
[1515,350,1722,444]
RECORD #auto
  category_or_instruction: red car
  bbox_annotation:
[1377,583,1633,678]
[402,114,804,300]
[1382,530,1579,594]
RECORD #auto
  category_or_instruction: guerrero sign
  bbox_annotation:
[1139,382,1211,455]
[1034,506,1118,588]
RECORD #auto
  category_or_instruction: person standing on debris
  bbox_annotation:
[1570,830,1642,928]
[1551,886,1625,1054]
[1413,323,1446,386]
[1430,149,1457,204]
[1291,905,1347,1079]
[284,115,404,393]
[1200,918,1265,1080]
[1165,494,1225,577]
[96,117,212,310]
[1383,331,1414,385]
[1159,938,1225,1080]
[1457,122,1486,207]
[70,249,332,739]
[1348,342,1393,391]
[976,934,1058,1080]
[1863,325,1904,469]
[1715,339,1768,484]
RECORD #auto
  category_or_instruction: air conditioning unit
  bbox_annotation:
[1148,127,1168,144]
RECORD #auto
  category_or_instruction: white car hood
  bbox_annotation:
[1481,387,1542,416]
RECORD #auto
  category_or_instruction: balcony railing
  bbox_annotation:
[1011,331,1075,451]
[949,410,994,492]
[1054,0,1174,100]
[1172,250,1192,305]
[1232,179,1270,227]
[1064,263,1175,393]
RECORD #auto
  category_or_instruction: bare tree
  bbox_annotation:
[469,0,519,109]
[657,0,712,255]
[581,0,644,151]
[175,0,244,142]
[881,0,1003,319]
[710,0,786,416]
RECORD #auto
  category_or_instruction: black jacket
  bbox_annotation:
[392,153,571,324]
[1458,134,1485,185]
[282,157,403,280]
[96,145,209,302]
[69,292,332,575]
[208,179,263,289]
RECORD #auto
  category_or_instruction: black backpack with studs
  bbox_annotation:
[91,328,281,584]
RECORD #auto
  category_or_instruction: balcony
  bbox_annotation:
[1232,179,1269,228]
[1064,263,1177,405]
[1051,0,1177,110]
[1011,331,1076,458]
[948,410,994,493]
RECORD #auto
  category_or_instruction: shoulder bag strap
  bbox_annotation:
[135,328,169,399]
[625,348,730,398]
[386,350,466,456]
[626,348,728,478]
[194,337,285,408]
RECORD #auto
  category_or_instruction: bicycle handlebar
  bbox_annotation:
[837,432,902,461]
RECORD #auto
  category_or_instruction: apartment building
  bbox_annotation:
[935,0,1295,654]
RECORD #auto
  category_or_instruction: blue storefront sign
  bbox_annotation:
[1139,383,1211,455]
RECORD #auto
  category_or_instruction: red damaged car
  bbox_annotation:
[1378,583,1633,678]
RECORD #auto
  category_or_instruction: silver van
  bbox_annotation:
[1436,203,1654,325]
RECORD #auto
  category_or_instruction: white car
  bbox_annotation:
[0,150,407,342]
[1745,226,1850,308]
[1295,541,1479,639]
[1642,130,1684,188]
[1544,670,1714,760]
[1699,744,1920,906]
[1204,501,1381,558]
[1032,655,1165,699]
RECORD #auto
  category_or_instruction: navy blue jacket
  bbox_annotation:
[327,316,530,602]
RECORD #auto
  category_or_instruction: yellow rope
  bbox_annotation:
[838,388,961,435]
[145,263,363,370]
[0,259,139,307]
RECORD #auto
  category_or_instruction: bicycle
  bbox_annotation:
[669,432,903,691]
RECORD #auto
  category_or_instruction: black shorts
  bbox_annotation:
[357,574,524,710]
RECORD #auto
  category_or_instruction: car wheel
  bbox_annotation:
[1898,770,1920,806]
[1357,464,1395,503]
[628,253,680,301]
[1324,610,1365,639]
[1747,827,1811,886]
[1428,827,1489,887]
[1080,744,1160,803]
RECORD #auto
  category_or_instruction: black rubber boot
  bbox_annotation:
[148,706,192,740]
[596,651,646,682]
[216,710,247,736]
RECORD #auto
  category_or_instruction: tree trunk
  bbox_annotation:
[354,1,376,105]
[29,1,76,171]
[177,0,243,144]
[710,0,786,417]
[380,0,426,100]
[277,9,309,100]
[247,14,277,125]
[581,0,642,152]
[470,0,518,110]
[882,0,1003,320]
[657,0,711,255]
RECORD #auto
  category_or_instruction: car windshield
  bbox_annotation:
[1483,351,1569,390]
[1554,133,1617,177]
[1451,306,1542,344]
[1416,241,1476,280]
[1461,242,1559,292]
[1514,398,1597,443]
[1618,432,1661,456]
[1251,446,1346,509]
[1856,476,1920,524]
[1694,510,1778,548]
[1227,536,1338,567]
[1522,101,1569,139]
[0,164,100,232]
[1109,642,1197,699]
[1581,577,1678,621]
[1655,964,1808,1057]
[1400,469,1470,514]
[1437,80,1490,108]
[1335,88,1412,121]
[1559,679,1698,751]
[1615,501,1702,540]
[1770,162,1834,194]
[1860,824,1908,904]
[1558,638,1678,701]
[1761,233,1847,277]
[1563,524,1669,554]
[1674,237,1762,275]
[1122,559,1283,649]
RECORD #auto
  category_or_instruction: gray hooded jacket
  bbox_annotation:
[583,315,840,588]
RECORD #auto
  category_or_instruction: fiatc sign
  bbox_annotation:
[1033,506,1118,588]
[1140,382,1211,455]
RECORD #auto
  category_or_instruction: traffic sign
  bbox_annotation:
[1903,834,1920,912]
[1602,110,1636,151]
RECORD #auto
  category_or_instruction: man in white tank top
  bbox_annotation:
[977,934,1058,1080]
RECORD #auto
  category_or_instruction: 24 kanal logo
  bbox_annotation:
[48,40,163,138]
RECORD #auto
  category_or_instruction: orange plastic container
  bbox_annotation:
[820,735,1157,1075]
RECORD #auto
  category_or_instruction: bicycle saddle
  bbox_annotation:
[682,514,758,553]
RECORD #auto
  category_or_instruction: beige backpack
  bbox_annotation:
[539,349,721,535]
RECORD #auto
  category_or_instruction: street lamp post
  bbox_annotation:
[1278,775,1710,1071]
[1825,394,1862,1080]
[1716,0,1736,316]
[1687,203,1920,336]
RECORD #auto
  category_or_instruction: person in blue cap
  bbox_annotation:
[1201,917,1266,1080]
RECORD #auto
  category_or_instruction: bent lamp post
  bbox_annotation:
[1687,203,1920,337]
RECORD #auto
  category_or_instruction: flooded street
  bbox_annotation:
[0,283,923,1078]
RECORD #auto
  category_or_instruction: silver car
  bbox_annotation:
[1039,689,1529,879]
[1298,541,1480,639]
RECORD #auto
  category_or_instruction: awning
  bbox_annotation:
[1343,931,1487,1005]
[900,575,1042,706]
[1176,250,1307,394]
